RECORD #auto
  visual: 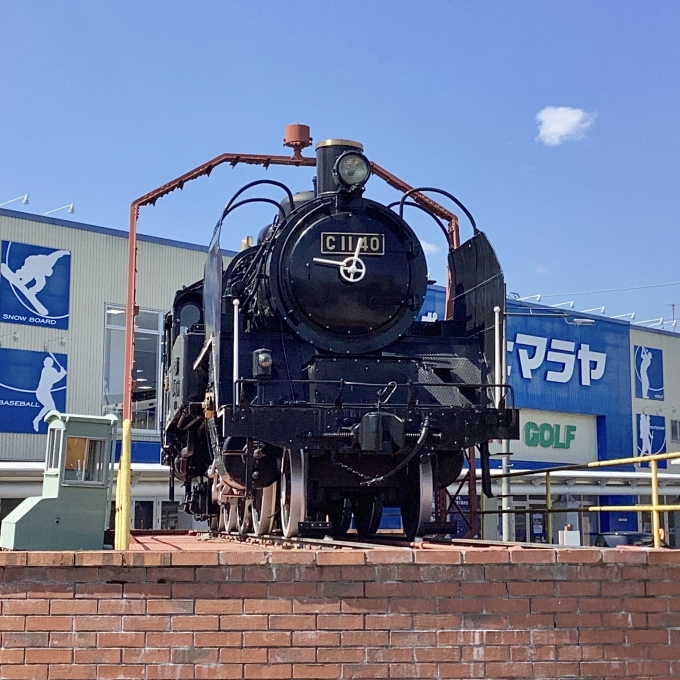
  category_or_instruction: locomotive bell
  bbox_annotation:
[315,139,370,195]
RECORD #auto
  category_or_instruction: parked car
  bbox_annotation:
[594,531,669,548]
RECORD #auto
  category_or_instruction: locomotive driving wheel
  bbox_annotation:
[223,499,238,533]
[237,496,253,535]
[400,456,434,540]
[280,448,306,538]
[252,482,277,536]
[352,497,383,538]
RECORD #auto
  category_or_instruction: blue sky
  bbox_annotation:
[1,2,679,325]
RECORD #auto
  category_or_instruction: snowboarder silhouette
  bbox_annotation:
[1,249,69,317]
[32,355,67,432]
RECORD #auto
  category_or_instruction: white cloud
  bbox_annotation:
[535,106,595,146]
[421,240,440,256]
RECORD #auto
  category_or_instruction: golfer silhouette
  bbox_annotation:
[640,347,652,399]
[32,355,67,432]
[639,413,652,456]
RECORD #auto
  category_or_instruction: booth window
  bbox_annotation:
[63,437,106,484]
[671,420,679,443]
[103,305,162,431]
[46,428,62,470]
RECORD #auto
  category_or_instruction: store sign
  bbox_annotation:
[524,421,577,449]
[634,346,664,401]
[636,413,666,456]
[0,348,67,434]
[0,241,71,329]
[490,409,597,464]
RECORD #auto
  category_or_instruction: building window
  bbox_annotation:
[671,420,679,443]
[103,305,162,431]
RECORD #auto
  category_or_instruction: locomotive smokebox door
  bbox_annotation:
[353,412,405,454]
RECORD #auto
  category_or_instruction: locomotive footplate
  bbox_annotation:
[221,405,518,451]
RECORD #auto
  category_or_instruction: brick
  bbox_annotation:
[0,666,48,679]
[73,615,121,631]
[222,583,268,598]
[123,583,171,599]
[293,631,340,647]
[243,599,291,614]
[194,665,243,679]
[268,648,316,664]
[366,647,413,663]
[292,664,339,679]
[509,548,556,563]
[147,567,195,583]
[26,616,72,631]
[173,583,219,599]
[146,665,194,680]
[121,552,171,567]
[0,552,27,566]
[317,648,364,663]
[97,632,146,648]
[388,663,438,678]
[122,648,170,664]
[462,645,510,662]
[0,616,25,631]
[365,614,412,630]
[195,599,242,615]
[338,663,388,678]
[342,598,388,614]
[341,630,388,647]
[243,631,291,647]
[170,551,219,566]
[292,598,339,614]
[0,650,23,664]
[219,550,268,565]
[412,614,461,630]
[75,551,123,567]
[171,647,219,664]
[391,631,436,647]
[413,549,462,564]
[220,614,268,631]
[145,632,194,647]
[555,580,600,597]
[2,632,49,647]
[194,632,242,648]
[171,615,219,631]
[48,665,98,679]
[4,599,49,615]
[243,664,292,678]
[270,551,315,565]
[220,648,268,663]
[317,614,363,630]
[315,550,365,566]
[25,648,72,664]
[316,582,364,598]
[414,647,462,662]
[49,632,97,648]
[50,600,98,615]
[485,661,533,677]
[146,600,193,615]
[625,596,668,612]
[98,599,146,615]
[122,615,170,631]
[602,548,648,563]
[26,552,75,567]
[530,598,575,613]
[365,549,413,564]
[510,645,555,662]
[95,665,145,679]
[462,548,509,563]
[555,549,601,563]
[73,648,121,664]
[75,583,122,599]
[579,661,626,677]
[269,615,316,630]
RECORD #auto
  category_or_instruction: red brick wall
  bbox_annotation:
[0,547,678,679]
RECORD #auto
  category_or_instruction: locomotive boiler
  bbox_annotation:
[161,136,518,539]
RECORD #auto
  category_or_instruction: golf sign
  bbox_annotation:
[0,241,71,329]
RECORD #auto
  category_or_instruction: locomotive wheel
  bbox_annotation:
[280,448,306,538]
[252,482,277,536]
[328,498,352,536]
[237,497,253,535]
[224,499,238,533]
[400,457,434,540]
[352,497,383,538]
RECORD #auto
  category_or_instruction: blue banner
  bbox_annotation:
[0,241,71,330]
[634,345,664,401]
[506,301,632,461]
[0,348,67,434]
[419,285,445,323]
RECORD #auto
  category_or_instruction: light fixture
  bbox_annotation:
[565,318,595,326]
[0,194,29,208]
[333,151,371,190]
[44,203,75,216]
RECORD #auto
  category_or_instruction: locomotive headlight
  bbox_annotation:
[253,349,273,377]
[334,151,371,189]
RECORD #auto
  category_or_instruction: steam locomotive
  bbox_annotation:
[161,138,518,539]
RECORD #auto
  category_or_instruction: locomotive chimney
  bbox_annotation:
[315,139,364,195]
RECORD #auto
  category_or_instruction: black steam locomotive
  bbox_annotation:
[162,138,518,539]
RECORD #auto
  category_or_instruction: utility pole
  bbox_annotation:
[669,303,677,331]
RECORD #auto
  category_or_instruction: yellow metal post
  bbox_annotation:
[114,419,132,550]
[545,472,552,544]
[650,458,661,549]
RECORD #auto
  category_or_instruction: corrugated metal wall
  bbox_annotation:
[0,211,231,460]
